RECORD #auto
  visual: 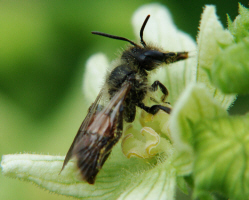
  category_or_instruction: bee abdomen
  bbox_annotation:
[74,135,111,184]
[76,147,100,184]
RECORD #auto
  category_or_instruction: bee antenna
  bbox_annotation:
[91,31,138,47]
[140,15,150,47]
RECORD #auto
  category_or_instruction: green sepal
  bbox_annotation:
[193,114,249,200]
[170,84,228,151]
[211,4,249,94]
[176,176,189,195]
[212,38,249,94]
[197,5,236,109]
[193,190,217,200]
[227,3,249,42]
[170,84,228,176]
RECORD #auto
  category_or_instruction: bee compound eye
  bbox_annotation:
[143,50,164,61]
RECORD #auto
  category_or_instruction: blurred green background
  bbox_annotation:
[0,1,247,200]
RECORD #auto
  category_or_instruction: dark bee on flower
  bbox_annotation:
[61,15,188,184]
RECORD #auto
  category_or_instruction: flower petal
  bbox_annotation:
[132,3,197,105]
[132,3,176,47]
[140,109,171,138]
[1,154,80,195]
[82,53,109,103]
[122,126,173,158]
[117,158,176,200]
[1,150,177,200]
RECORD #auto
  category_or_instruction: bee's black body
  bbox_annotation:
[107,43,187,123]
[61,15,188,184]
[107,48,149,123]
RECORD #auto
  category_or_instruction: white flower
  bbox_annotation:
[1,4,237,200]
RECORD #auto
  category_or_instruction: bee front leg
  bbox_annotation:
[137,102,171,115]
[150,81,169,103]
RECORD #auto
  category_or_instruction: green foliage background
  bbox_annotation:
[0,1,247,199]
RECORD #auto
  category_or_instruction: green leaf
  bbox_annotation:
[211,38,249,94]
[193,114,249,200]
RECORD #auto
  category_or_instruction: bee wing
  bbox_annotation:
[73,82,131,184]
[61,89,104,172]
[61,82,131,184]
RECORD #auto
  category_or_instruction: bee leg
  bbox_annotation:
[137,102,171,115]
[150,81,168,102]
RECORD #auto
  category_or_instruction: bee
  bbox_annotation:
[61,15,188,184]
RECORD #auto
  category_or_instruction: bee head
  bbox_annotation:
[135,15,188,70]
[134,49,188,71]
